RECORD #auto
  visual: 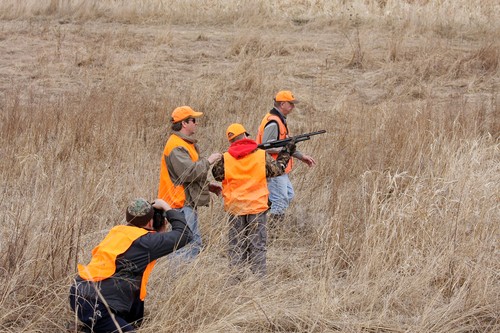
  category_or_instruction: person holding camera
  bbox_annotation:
[69,198,192,333]
[211,123,295,277]
[158,106,222,260]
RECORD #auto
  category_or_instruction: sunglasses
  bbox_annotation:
[185,118,196,124]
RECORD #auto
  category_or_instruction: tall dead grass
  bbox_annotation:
[0,1,499,332]
[1,0,499,32]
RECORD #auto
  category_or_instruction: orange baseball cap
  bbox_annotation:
[226,123,249,141]
[275,90,299,103]
[171,106,203,123]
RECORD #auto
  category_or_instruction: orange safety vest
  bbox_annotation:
[256,113,293,173]
[158,134,199,208]
[222,149,269,215]
[78,225,156,301]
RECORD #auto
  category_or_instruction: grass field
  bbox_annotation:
[0,1,499,332]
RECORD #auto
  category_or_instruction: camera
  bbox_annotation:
[153,208,167,231]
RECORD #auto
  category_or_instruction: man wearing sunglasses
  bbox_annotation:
[158,106,222,260]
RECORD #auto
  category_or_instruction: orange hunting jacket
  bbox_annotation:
[78,225,156,301]
[222,149,269,215]
[158,133,200,208]
[256,113,293,173]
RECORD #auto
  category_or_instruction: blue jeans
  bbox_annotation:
[170,206,202,260]
[267,173,294,215]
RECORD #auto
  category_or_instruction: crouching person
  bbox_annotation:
[69,198,192,333]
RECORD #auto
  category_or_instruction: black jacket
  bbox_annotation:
[71,209,192,313]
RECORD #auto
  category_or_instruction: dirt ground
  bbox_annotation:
[2,18,497,116]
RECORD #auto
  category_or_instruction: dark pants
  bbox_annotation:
[69,285,144,333]
[228,212,268,277]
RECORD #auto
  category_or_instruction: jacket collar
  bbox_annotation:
[173,131,197,144]
[270,107,287,126]
[228,138,258,159]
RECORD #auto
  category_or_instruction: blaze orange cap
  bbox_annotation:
[226,123,249,141]
[275,90,299,103]
[171,106,203,123]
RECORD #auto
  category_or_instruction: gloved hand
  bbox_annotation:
[282,141,296,156]
[208,183,222,196]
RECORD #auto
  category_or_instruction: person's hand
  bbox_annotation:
[207,152,222,164]
[208,182,222,196]
[152,199,172,212]
[283,141,296,156]
[301,155,316,167]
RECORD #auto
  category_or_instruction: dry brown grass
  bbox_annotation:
[0,1,499,332]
